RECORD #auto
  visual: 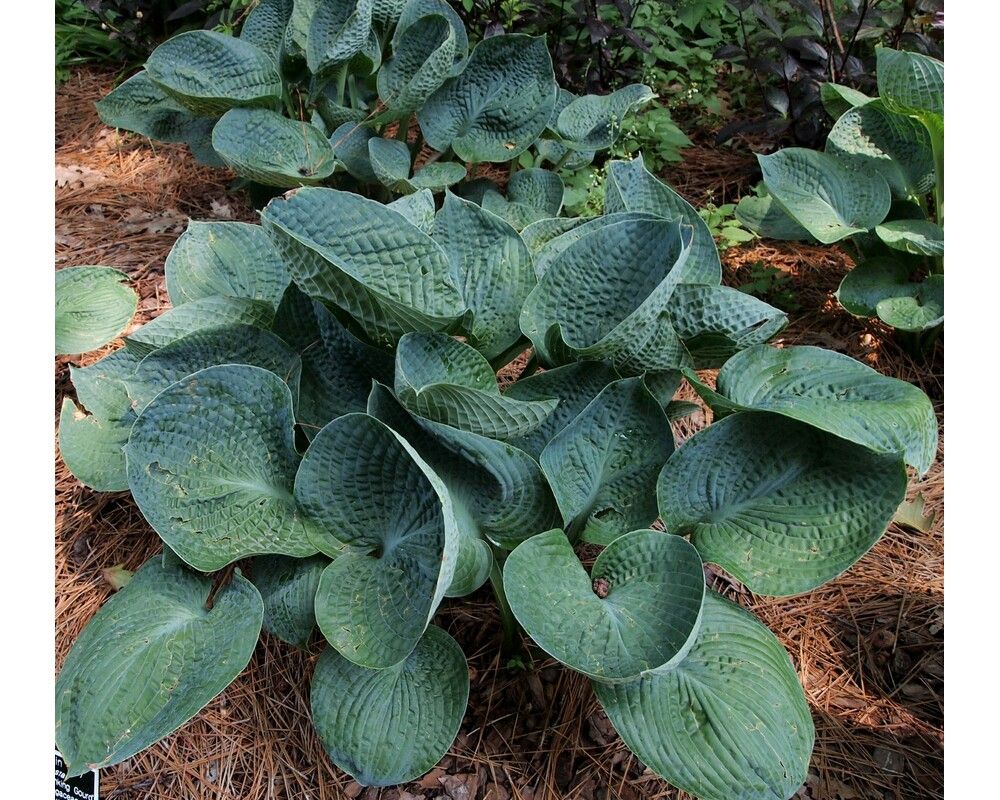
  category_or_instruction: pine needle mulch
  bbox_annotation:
[55,68,943,800]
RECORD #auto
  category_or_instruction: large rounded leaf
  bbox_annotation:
[212,109,337,187]
[306,0,373,82]
[145,30,282,116]
[876,48,944,119]
[377,12,457,116]
[819,81,871,118]
[55,556,263,777]
[261,187,466,346]
[758,149,891,243]
[388,189,437,232]
[251,554,329,648]
[593,592,813,800]
[165,221,290,309]
[311,625,469,786]
[519,216,696,372]
[734,192,812,241]
[124,296,275,357]
[519,216,592,255]
[555,84,654,150]
[392,0,467,68]
[530,211,659,278]
[95,71,201,143]
[418,34,555,163]
[658,412,907,595]
[604,156,721,285]
[876,274,944,332]
[540,377,673,545]
[837,256,944,332]
[329,121,378,182]
[294,413,458,667]
[125,365,320,571]
[504,529,704,681]
[875,219,944,257]
[240,0,293,63]
[55,267,137,355]
[685,345,938,475]
[395,333,557,440]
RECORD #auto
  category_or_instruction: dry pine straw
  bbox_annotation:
[55,69,943,800]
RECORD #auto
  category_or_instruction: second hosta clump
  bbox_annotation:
[56,155,936,800]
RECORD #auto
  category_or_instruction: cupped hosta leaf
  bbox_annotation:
[70,347,142,422]
[686,345,938,475]
[667,284,787,369]
[431,192,535,360]
[504,361,620,459]
[658,412,907,595]
[875,219,944,256]
[240,0,293,63]
[311,625,468,786]
[145,30,282,116]
[535,138,595,170]
[165,221,290,309]
[295,413,458,667]
[372,0,408,31]
[59,398,131,491]
[387,188,436,231]
[127,324,301,413]
[272,283,393,436]
[604,156,722,285]
[212,109,337,186]
[369,383,559,559]
[368,136,414,191]
[556,84,654,150]
[262,187,466,346]
[820,81,871,119]
[418,34,555,163]
[395,333,557,440]
[758,149,891,243]
[505,529,704,680]
[508,168,564,217]
[734,193,812,241]
[876,274,943,332]
[520,216,697,373]
[125,365,319,571]
[411,161,466,191]
[56,267,138,355]
[95,71,200,142]
[125,296,275,357]
[530,212,659,278]
[181,116,226,166]
[377,12,456,116]
[283,0,318,58]
[826,100,935,199]
[329,121,378,182]
[251,554,329,648]
[55,557,263,777]
[876,47,944,119]
[593,592,813,800]
[519,216,592,255]
[837,256,927,318]
[540,377,673,544]
[306,0,373,82]
[393,0,468,63]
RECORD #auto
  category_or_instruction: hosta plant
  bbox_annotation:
[95,0,655,220]
[56,157,937,800]
[736,48,944,346]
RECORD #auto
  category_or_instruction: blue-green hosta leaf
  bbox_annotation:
[604,156,722,285]
[306,0,373,82]
[734,192,813,241]
[757,149,891,243]
[56,267,137,355]
[667,284,787,369]
[875,219,944,256]
[70,347,142,422]
[876,47,944,119]
[310,625,468,786]
[508,168,564,217]
[593,592,813,800]
[55,557,263,777]
[283,0,318,58]
[329,121,378,182]
[271,283,394,436]
[535,139,595,170]
[504,361,620,459]
[126,324,302,413]
[165,221,290,309]
[395,333,557,440]
[145,30,282,116]
[875,274,943,332]
[658,412,907,595]
[180,116,226,166]
[212,109,337,187]
[836,256,925,318]
[240,0,293,63]
[124,296,275,357]
[96,71,201,143]
[367,136,413,192]
[432,193,535,360]
[294,413,459,667]
[519,216,697,373]
[418,34,555,163]
[530,211,660,278]
[251,554,329,648]
[519,216,592,255]
[372,0,407,30]
[315,93,366,132]
[555,84,655,151]
[387,189,436,232]
[685,345,938,475]
[504,529,704,680]
[261,187,466,347]
[826,100,935,199]
[820,81,872,118]
[377,12,456,116]
[411,161,466,191]
[540,377,673,545]
[125,365,320,571]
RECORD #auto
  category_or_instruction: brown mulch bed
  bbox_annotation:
[55,68,943,800]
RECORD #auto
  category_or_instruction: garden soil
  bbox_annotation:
[55,69,943,800]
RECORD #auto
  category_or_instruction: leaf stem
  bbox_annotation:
[489,552,521,656]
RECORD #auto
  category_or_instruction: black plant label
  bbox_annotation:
[55,750,98,800]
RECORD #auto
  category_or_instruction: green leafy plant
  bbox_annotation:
[736,260,801,312]
[736,47,943,346]
[56,0,131,82]
[698,200,755,250]
[56,146,937,799]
